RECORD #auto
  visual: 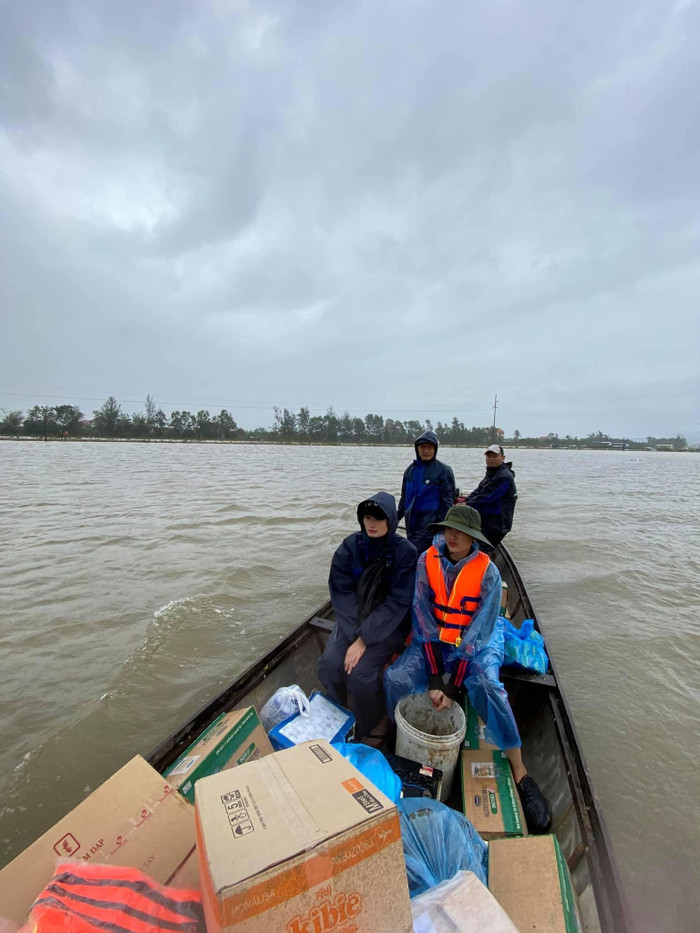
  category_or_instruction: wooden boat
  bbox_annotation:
[147,544,632,932]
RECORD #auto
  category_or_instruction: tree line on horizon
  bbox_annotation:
[0,396,688,450]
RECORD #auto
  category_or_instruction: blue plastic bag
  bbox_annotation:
[331,742,402,804]
[398,797,488,897]
[502,618,549,674]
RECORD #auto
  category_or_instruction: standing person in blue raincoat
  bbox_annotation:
[384,505,551,834]
[398,431,456,554]
[318,492,417,742]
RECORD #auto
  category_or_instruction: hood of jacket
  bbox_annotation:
[414,430,439,459]
[356,490,398,538]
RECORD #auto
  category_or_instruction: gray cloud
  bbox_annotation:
[1,0,698,437]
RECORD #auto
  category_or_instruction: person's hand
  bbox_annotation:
[428,689,453,711]
[344,637,366,674]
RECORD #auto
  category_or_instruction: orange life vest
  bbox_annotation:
[425,546,490,646]
[27,862,203,933]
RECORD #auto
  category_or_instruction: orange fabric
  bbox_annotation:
[425,547,490,645]
[25,861,203,933]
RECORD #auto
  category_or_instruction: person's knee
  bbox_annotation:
[347,663,380,694]
[318,647,343,686]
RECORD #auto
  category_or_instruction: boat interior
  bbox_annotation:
[148,545,630,933]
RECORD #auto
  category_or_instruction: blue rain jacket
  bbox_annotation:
[329,491,418,649]
[465,461,517,544]
[398,431,456,553]
[384,533,520,749]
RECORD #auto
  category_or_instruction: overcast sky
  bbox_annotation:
[1,0,698,438]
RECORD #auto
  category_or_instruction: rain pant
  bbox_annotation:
[384,534,521,749]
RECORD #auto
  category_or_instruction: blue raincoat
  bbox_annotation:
[384,533,521,749]
[398,431,456,554]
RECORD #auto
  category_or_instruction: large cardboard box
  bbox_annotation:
[196,739,413,932]
[0,755,195,926]
[488,835,580,933]
[164,706,273,803]
[460,749,527,840]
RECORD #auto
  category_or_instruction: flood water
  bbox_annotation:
[1,440,698,931]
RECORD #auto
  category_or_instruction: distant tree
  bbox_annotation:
[272,406,297,439]
[154,409,167,435]
[169,410,185,437]
[0,410,24,435]
[130,413,149,437]
[352,417,366,442]
[297,406,311,441]
[93,397,124,436]
[325,406,339,443]
[214,409,238,439]
[55,405,83,435]
[180,412,195,438]
[281,408,297,439]
[338,411,353,442]
[364,413,384,443]
[24,405,58,436]
[145,394,157,425]
[195,410,213,438]
[308,414,325,440]
[513,429,521,441]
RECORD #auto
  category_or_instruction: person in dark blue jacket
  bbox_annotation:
[398,431,456,554]
[465,444,517,550]
[318,492,417,741]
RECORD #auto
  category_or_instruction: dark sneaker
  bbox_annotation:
[517,775,552,834]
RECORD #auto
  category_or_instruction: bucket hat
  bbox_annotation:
[427,505,492,546]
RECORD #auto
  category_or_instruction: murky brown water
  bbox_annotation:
[1,440,698,930]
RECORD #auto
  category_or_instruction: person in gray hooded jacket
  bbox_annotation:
[398,431,456,554]
[318,492,417,741]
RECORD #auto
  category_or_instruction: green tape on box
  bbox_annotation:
[553,835,581,933]
[165,707,261,803]
[492,750,523,835]
[462,695,487,749]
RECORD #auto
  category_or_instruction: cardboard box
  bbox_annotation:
[0,755,195,926]
[164,706,273,803]
[488,835,580,933]
[461,696,499,751]
[169,847,201,892]
[196,739,413,932]
[460,749,527,840]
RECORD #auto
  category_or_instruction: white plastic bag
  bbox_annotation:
[260,684,310,732]
[411,870,518,932]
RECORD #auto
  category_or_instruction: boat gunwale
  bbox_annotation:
[496,544,633,933]
[146,601,332,773]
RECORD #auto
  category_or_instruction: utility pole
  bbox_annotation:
[491,394,498,443]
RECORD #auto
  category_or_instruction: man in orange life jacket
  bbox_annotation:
[384,505,551,834]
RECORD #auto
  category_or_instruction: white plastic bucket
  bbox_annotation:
[395,693,466,802]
